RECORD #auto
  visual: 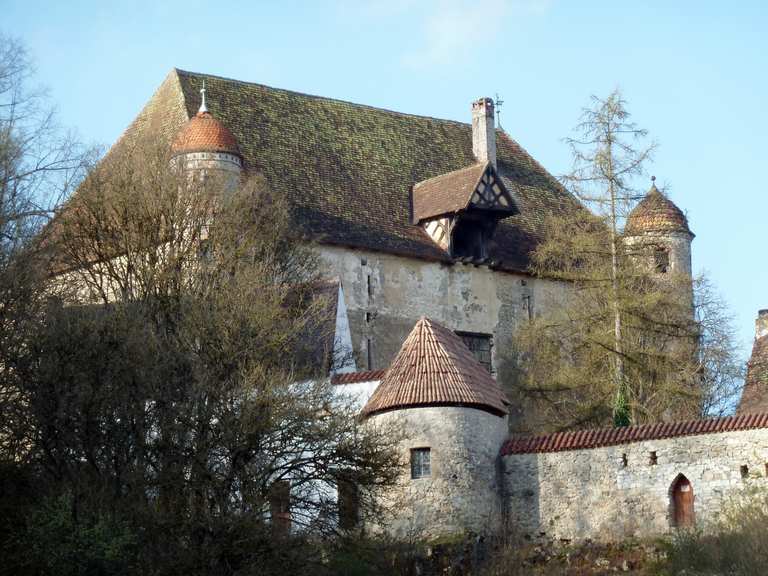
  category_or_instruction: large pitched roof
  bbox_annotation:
[738,335,768,414]
[111,69,585,273]
[361,317,509,416]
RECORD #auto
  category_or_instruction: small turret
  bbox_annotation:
[170,80,242,186]
[362,317,509,538]
[624,177,694,276]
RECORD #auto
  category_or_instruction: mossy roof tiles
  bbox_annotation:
[112,69,585,273]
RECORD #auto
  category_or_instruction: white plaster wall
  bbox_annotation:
[504,428,768,542]
[370,406,509,539]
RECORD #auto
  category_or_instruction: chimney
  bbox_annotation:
[472,97,496,168]
[757,309,768,339]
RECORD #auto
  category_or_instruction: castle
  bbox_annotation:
[110,69,768,542]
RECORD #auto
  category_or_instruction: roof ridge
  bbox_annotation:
[173,68,475,128]
[413,162,487,189]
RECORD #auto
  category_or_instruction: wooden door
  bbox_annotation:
[672,475,695,527]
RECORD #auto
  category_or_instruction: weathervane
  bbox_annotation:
[199,79,208,114]
[494,93,504,129]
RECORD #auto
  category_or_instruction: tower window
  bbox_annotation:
[654,248,670,273]
[410,448,431,479]
[650,451,658,465]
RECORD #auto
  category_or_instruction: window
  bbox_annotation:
[269,480,291,536]
[451,221,486,260]
[410,448,431,479]
[621,453,628,468]
[654,247,670,273]
[338,478,359,530]
[522,294,533,320]
[740,465,749,479]
[650,451,658,466]
[366,338,373,370]
[457,331,493,373]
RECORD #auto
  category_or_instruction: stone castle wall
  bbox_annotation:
[370,406,508,539]
[503,427,768,542]
[320,245,570,428]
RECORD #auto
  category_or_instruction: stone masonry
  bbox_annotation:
[504,427,768,542]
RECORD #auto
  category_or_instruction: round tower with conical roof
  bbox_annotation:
[362,317,509,538]
[170,81,243,187]
[624,178,694,277]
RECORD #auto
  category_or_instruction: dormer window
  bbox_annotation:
[411,162,518,261]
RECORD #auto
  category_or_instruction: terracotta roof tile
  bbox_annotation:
[331,369,387,385]
[501,413,768,455]
[625,184,693,237]
[738,335,768,414]
[170,110,241,156]
[361,317,509,416]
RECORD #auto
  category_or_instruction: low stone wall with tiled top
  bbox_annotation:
[503,420,768,542]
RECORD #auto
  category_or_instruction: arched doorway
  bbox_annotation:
[670,474,695,528]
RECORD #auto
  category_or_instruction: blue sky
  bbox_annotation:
[6,0,768,363]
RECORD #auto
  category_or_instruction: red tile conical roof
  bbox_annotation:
[171,110,241,157]
[625,183,693,237]
[362,317,509,417]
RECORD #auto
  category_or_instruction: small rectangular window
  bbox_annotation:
[269,480,291,536]
[456,331,493,373]
[410,448,431,479]
[621,453,628,468]
[366,338,373,370]
[654,248,669,273]
[649,451,658,466]
[741,465,749,479]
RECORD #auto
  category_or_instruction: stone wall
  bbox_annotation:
[319,246,569,428]
[504,427,768,542]
[370,406,508,539]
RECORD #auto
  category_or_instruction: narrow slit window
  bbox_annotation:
[741,465,749,479]
[338,478,359,530]
[650,451,658,465]
[269,480,291,536]
[366,338,373,370]
[621,453,628,468]
[410,448,431,479]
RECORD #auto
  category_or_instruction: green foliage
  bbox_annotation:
[18,493,136,576]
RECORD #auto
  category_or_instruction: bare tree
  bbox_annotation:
[4,138,402,574]
[504,91,743,433]
[563,89,655,426]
